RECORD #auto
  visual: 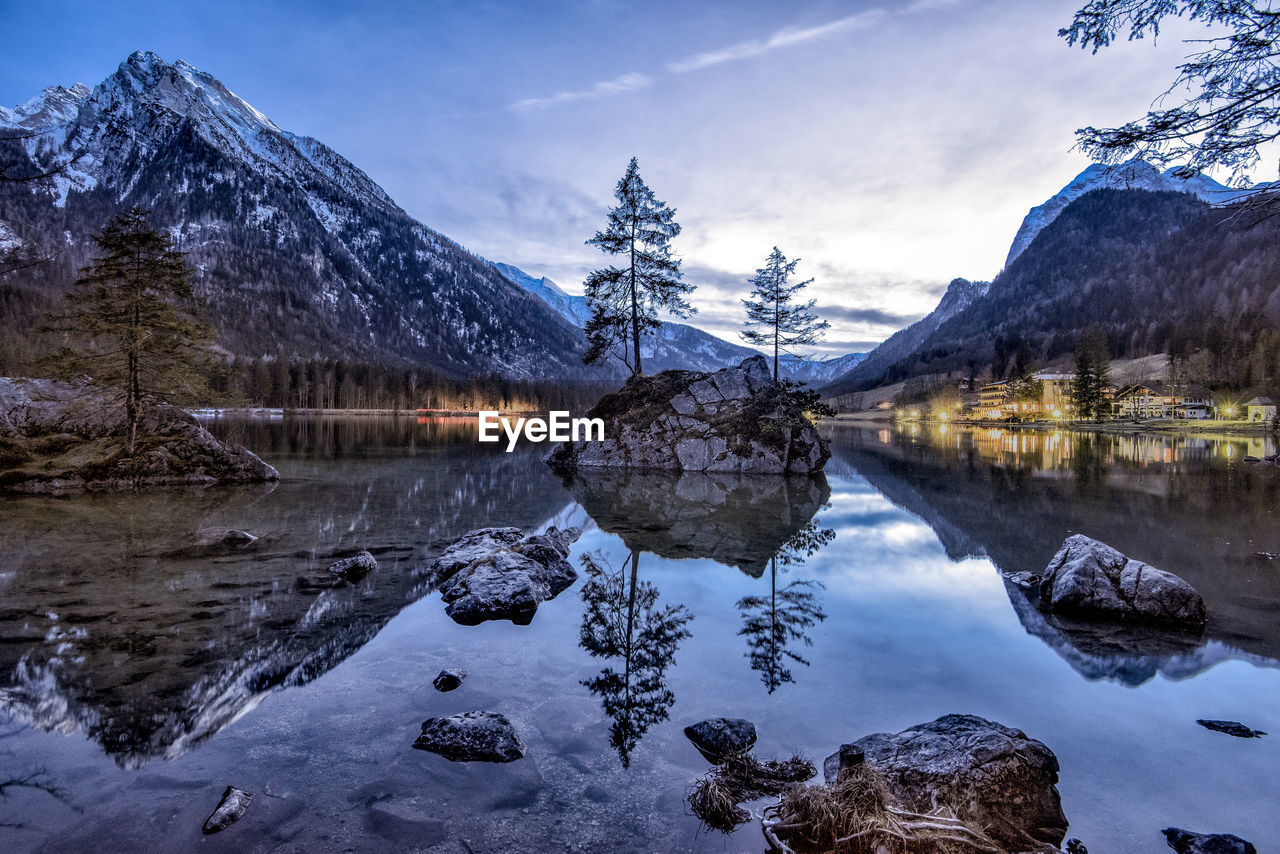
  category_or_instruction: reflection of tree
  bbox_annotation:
[736,519,833,693]
[579,550,693,767]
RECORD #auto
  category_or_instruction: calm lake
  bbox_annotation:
[1,417,1278,853]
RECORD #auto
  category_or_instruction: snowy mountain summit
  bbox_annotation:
[1004,159,1252,268]
[0,52,590,378]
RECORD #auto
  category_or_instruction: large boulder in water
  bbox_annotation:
[545,356,829,475]
[413,711,526,762]
[823,714,1068,853]
[428,526,581,625]
[0,377,278,492]
[1038,535,1206,627]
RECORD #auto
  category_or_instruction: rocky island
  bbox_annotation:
[546,355,830,475]
[0,377,278,492]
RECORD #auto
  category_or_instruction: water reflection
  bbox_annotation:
[737,520,833,693]
[0,416,569,767]
[578,550,693,768]
[562,469,831,576]
[828,423,1280,684]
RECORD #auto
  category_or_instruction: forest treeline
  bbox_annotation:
[208,355,618,412]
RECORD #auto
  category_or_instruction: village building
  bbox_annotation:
[1244,396,1277,422]
[1115,381,1214,420]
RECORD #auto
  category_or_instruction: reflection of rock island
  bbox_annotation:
[561,468,830,576]
[0,419,571,767]
[828,425,1280,684]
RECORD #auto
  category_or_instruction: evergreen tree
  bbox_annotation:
[1070,328,1111,420]
[583,158,693,375]
[1060,1,1280,186]
[44,208,217,453]
[741,247,829,383]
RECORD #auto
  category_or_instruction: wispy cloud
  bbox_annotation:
[511,72,652,111]
[510,3,962,112]
[666,10,887,74]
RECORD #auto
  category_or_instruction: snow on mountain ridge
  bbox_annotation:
[0,83,91,130]
[1004,159,1253,268]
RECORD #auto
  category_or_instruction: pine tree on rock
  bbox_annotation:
[45,207,217,454]
[583,158,693,376]
[741,247,830,384]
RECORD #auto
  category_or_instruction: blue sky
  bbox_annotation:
[0,0,1256,355]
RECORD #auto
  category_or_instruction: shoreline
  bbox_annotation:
[823,414,1277,438]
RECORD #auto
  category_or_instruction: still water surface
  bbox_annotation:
[1,417,1277,853]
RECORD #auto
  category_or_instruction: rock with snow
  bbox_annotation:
[546,356,829,475]
[0,377,278,493]
[1163,828,1257,854]
[684,718,757,763]
[1037,535,1207,627]
[327,551,377,581]
[429,526,581,625]
[823,714,1068,853]
[413,711,526,762]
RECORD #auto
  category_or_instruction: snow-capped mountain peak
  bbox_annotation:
[1004,158,1252,267]
[0,82,91,130]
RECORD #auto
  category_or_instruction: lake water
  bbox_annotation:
[1,417,1278,853]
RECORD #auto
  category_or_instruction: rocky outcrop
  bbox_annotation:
[684,717,757,763]
[327,551,377,581]
[545,356,829,475]
[1038,535,1207,627]
[428,526,581,625]
[1163,828,1257,854]
[823,714,1068,853]
[413,711,526,762]
[0,377,278,492]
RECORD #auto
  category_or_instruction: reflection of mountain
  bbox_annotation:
[578,550,692,767]
[561,469,830,576]
[0,418,571,767]
[828,426,1280,683]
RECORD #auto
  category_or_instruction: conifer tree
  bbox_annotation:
[1070,328,1111,421]
[583,158,693,376]
[741,247,830,384]
[45,208,217,453]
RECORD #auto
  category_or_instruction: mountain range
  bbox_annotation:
[0,52,867,389]
[824,158,1280,395]
[491,261,866,382]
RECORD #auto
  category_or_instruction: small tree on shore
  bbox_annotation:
[583,157,693,376]
[45,207,217,453]
[741,247,829,384]
[1070,328,1111,420]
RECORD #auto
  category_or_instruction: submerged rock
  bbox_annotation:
[545,356,829,475]
[0,377,278,493]
[1163,827,1257,854]
[432,668,468,692]
[1196,719,1266,738]
[327,550,377,581]
[202,785,253,834]
[429,526,581,625]
[1038,535,1207,627]
[823,714,1068,853]
[413,710,526,762]
[684,717,757,763]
